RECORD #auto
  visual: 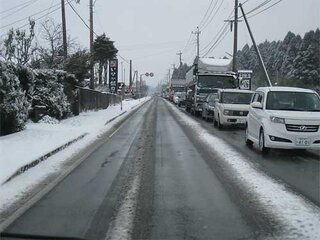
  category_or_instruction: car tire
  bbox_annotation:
[213,114,218,126]
[217,114,223,129]
[259,129,270,154]
[245,125,253,147]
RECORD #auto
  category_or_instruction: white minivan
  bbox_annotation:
[246,87,320,153]
[213,89,253,128]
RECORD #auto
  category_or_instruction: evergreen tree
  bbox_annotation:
[0,61,30,135]
[93,34,118,84]
[290,29,320,88]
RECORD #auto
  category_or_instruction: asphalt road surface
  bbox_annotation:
[3,97,320,240]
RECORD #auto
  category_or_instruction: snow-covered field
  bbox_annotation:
[0,97,150,213]
[167,101,320,239]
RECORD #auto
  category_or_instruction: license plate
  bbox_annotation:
[295,138,310,146]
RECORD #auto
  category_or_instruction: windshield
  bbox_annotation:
[221,92,253,104]
[266,91,320,111]
[172,87,185,92]
[198,88,216,94]
[198,75,236,88]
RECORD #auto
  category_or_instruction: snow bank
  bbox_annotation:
[0,97,150,212]
[167,102,320,239]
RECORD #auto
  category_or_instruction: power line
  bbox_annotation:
[198,0,218,29]
[0,1,62,30]
[0,0,35,15]
[202,24,230,57]
[247,0,285,19]
[239,0,273,19]
[0,0,38,20]
[200,0,224,31]
[200,9,233,53]
[66,0,93,34]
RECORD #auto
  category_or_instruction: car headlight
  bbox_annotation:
[270,116,285,124]
[223,110,231,115]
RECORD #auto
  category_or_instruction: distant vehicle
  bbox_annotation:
[173,92,186,106]
[185,58,237,116]
[168,92,174,102]
[245,87,320,153]
[214,89,253,128]
[202,92,218,121]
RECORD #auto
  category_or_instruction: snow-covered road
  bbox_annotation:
[0,97,150,213]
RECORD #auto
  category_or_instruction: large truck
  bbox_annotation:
[185,57,237,116]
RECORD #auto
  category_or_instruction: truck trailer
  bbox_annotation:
[185,57,237,116]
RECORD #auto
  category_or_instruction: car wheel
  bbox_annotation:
[245,125,253,147]
[259,129,270,154]
[217,114,223,129]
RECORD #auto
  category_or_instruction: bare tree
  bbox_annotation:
[3,19,36,65]
[38,18,64,69]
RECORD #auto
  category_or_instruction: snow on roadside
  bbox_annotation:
[167,101,320,239]
[0,97,150,213]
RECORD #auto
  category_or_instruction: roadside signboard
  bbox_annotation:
[109,59,118,94]
[238,70,252,90]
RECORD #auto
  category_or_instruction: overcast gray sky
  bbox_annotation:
[1,0,319,87]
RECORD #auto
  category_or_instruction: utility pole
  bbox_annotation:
[121,61,123,82]
[61,0,67,59]
[224,0,240,72]
[233,0,238,72]
[177,50,182,66]
[89,0,94,89]
[192,27,201,59]
[129,60,132,89]
[239,3,272,87]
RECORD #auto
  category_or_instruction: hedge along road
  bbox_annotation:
[2,97,320,240]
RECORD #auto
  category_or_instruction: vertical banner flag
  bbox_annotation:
[109,59,118,94]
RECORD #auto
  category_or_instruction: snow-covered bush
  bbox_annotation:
[32,70,71,120]
[0,61,30,135]
[38,115,59,124]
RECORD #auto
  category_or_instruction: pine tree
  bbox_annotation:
[291,29,320,88]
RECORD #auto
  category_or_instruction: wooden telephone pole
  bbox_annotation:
[89,0,94,89]
[61,0,67,59]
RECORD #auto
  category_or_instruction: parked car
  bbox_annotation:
[214,89,253,128]
[173,92,186,106]
[202,92,217,121]
[245,87,320,153]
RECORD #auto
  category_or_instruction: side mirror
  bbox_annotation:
[251,102,263,109]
